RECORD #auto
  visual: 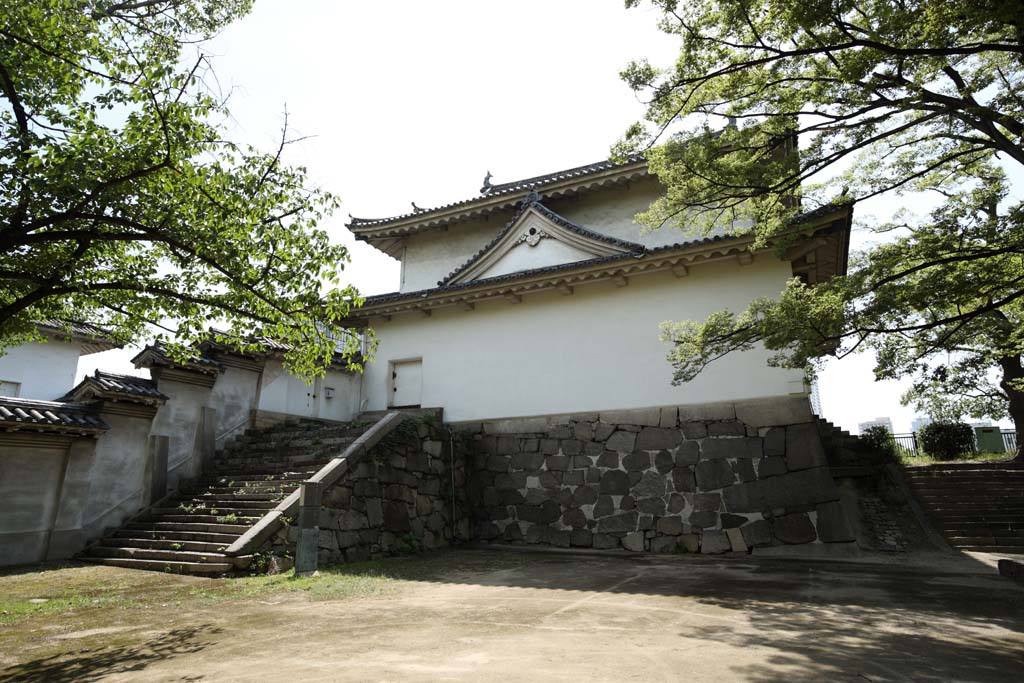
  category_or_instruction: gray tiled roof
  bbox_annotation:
[62,371,167,403]
[347,154,647,230]
[438,196,646,286]
[131,342,222,373]
[359,201,852,308]
[0,397,108,433]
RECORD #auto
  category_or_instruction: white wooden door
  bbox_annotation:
[391,360,422,408]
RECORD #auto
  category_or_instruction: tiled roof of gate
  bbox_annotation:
[62,371,167,404]
[438,198,646,286]
[346,154,648,231]
[0,397,108,433]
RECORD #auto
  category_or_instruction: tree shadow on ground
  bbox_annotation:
[363,549,1024,681]
[0,625,221,683]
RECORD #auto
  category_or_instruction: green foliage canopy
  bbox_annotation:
[0,0,363,377]
[621,0,1024,434]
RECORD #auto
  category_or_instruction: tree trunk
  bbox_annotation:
[997,355,1024,461]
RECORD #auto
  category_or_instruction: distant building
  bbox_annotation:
[911,417,932,433]
[858,417,894,434]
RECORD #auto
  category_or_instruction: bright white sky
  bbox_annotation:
[79,0,1013,434]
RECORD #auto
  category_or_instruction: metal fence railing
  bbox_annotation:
[885,430,1018,457]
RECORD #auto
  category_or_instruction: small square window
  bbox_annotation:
[0,380,21,397]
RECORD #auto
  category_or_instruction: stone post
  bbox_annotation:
[295,480,322,575]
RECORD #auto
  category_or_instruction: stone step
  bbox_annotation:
[84,557,234,574]
[939,526,1024,536]
[177,498,278,510]
[930,514,1024,523]
[112,528,241,544]
[209,463,329,475]
[86,545,231,564]
[200,473,309,485]
[98,537,229,553]
[152,506,270,517]
[191,492,285,502]
[947,536,1024,546]
[137,513,264,525]
[126,520,250,534]
[196,485,294,495]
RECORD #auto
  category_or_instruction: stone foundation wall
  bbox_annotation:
[279,418,469,564]
[459,397,854,554]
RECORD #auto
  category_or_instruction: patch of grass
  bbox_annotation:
[900,450,1018,467]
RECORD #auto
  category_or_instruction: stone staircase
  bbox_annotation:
[904,462,1024,554]
[81,418,370,574]
[815,416,893,471]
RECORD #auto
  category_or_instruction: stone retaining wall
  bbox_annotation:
[279,417,469,564]
[458,397,854,554]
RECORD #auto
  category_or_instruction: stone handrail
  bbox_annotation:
[222,411,408,557]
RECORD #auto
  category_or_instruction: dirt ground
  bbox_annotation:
[2,548,1023,682]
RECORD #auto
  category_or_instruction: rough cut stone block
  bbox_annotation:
[545,454,570,471]
[599,470,631,495]
[598,511,639,533]
[632,470,668,498]
[600,407,661,427]
[620,495,636,510]
[636,427,683,451]
[758,456,787,478]
[679,533,700,553]
[594,495,615,518]
[573,485,598,507]
[726,527,748,553]
[656,516,684,535]
[654,450,674,474]
[540,439,559,455]
[816,500,855,542]
[572,455,593,469]
[486,455,511,472]
[495,436,518,455]
[678,401,736,422]
[584,441,604,457]
[637,497,667,516]
[605,430,637,453]
[623,531,646,551]
[549,426,572,439]
[586,467,601,484]
[562,470,584,486]
[623,451,651,472]
[511,452,544,471]
[561,439,583,456]
[741,519,772,547]
[592,533,619,549]
[785,423,827,471]
[722,480,764,513]
[693,492,723,511]
[701,529,731,554]
[638,514,654,531]
[593,423,616,442]
[495,472,527,490]
[675,441,700,465]
[720,513,747,529]
[708,420,746,437]
[701,437,763,461]
[659,407,678,429]
[574,422,593,441]
[504,523,524,541]
[681,422,708,439]
[734,396,813,428]
[483,417,548,434]
[761,467,839,509]
[562,509,587,529]
[668,493,687,514]
[689,510,718,528]
[732,458,757,483]
[650,536,678,553]
[383,501,411,532]
[695,459,734,491]
[764,427,786,456]
[672,466,696,493]
[772,512,817,544]
[538,471,561,489]
[524,524,550,544]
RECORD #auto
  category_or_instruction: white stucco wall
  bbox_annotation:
[363,255,804,422]
[209,365,261,439]
[397,178,721,293]
[257,360,361,422]
[0,340,82,400]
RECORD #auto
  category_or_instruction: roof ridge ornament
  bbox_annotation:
[480,170,493,194]
[524,189,541,205]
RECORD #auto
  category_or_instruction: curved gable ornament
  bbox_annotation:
[444,202,644,285]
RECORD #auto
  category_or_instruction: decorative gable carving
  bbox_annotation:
[441,196,644,285]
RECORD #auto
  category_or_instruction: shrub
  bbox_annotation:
[861,425,896,458]
[918,422,974,460]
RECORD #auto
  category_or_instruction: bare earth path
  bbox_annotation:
[2,549,1023,682]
